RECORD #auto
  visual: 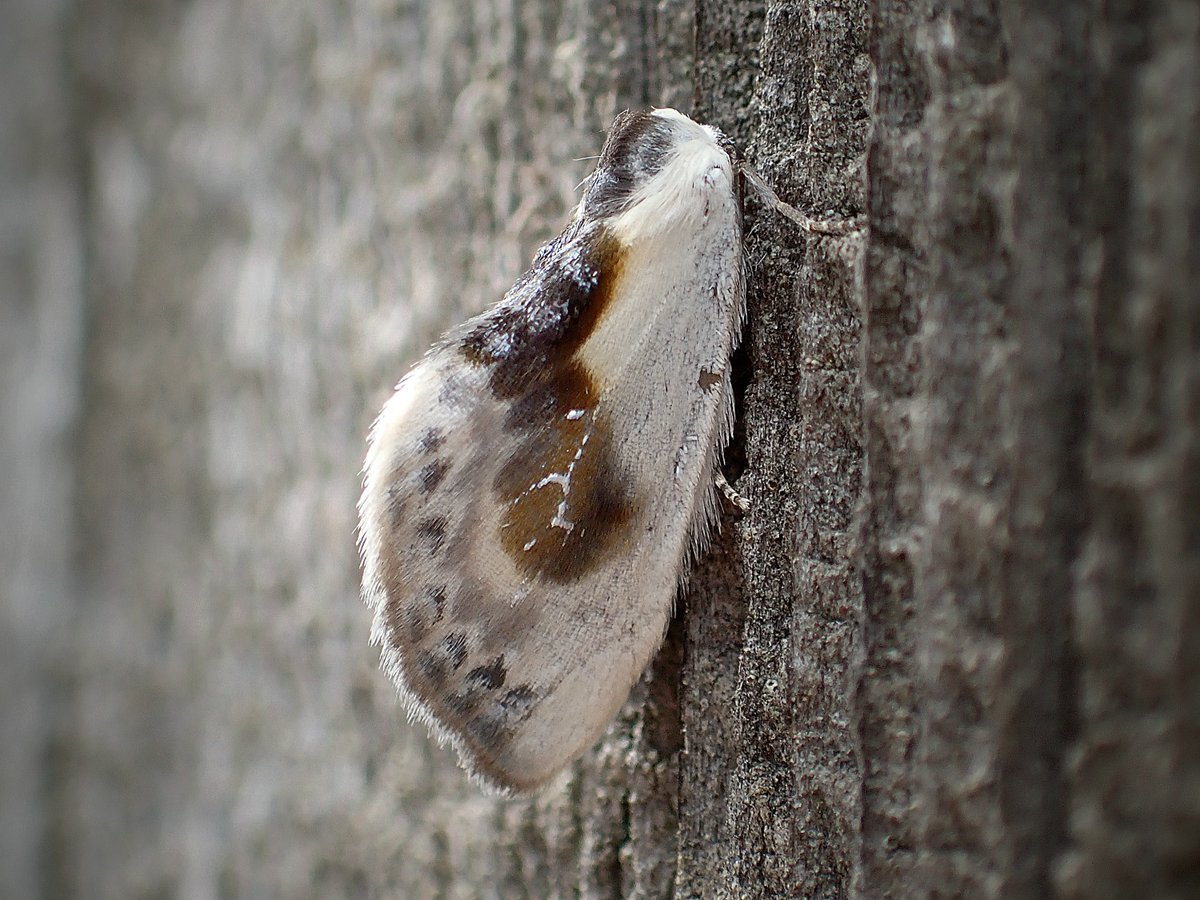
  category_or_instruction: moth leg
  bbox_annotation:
[716,469,750,513]
[740,166,864,236]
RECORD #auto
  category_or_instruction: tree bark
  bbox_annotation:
[1,0,1196,897]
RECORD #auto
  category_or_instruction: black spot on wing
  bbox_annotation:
[464,713,504,748]
[466,655,507,691]
[698,367,722,391]
[419,459,448,494]
[462,684,540,751]
[441,632,468,669]
[423,681,545,788]
[415,649,446,687]
[423,585,447,622]
[500,684,537,715]
[416,516,447,553]
[388,585,451,648]
[418,427,445,454]
[401,584,446,642]
[445,691,479,718]
[412,630,469,688]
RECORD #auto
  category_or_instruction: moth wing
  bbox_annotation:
[359,110,743,793]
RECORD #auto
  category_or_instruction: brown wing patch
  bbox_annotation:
[456,224,643,583]
[491,363,641,583]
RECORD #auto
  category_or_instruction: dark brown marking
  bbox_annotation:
[466,655,507,691]
[385,485,406,526]
[418,428,445,454]
[404,584,446,642]
[698,367,721,391]
[455,224,642,583]
[501,366,595,432]
[460,227,625,396]
[441,632,468,669]
[422,585,446,624]
[453,192,646,583]
[419,459,448,494]
[416,516,447,553]
[445,692,479,717]
[465,714,504,747]
[583,110,679,218]
[493,399,640,584]
[494,359,598,488]
[499,685,537,717]
[415,650,446,687]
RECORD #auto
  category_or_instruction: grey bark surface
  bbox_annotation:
[1,0,1196,898]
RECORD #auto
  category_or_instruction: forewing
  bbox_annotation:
[359,110,744,793]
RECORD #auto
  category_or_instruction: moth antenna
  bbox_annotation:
[740,165,864,236]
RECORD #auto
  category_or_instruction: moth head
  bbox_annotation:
[581,108,737,242]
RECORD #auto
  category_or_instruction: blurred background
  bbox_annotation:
[0,2,662,896]
[3,1,1198,898]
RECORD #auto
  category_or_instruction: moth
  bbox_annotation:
[359,108,760,794]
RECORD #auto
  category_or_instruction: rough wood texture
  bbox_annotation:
[861,2,1200,898]
[1,0,1197,897]
[689,3,869,897]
